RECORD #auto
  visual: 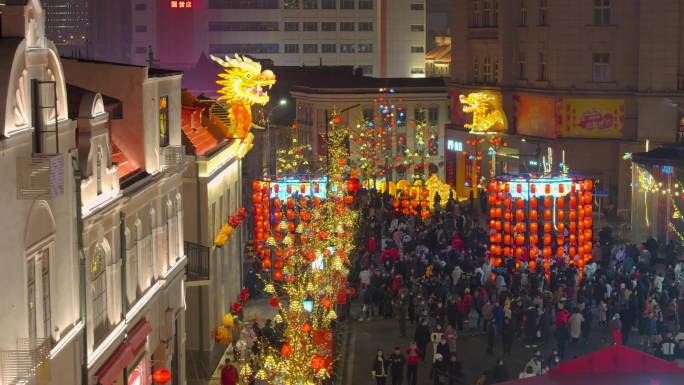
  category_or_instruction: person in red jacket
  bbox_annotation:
[220,358,239,385]
[406,342,421,385]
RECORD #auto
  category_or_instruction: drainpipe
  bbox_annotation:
[195,156,204,353]
[120,211,128,318]
[70,153,88,385]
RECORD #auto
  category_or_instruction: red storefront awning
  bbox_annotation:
[95,344,134,385]
[127,318,152,354]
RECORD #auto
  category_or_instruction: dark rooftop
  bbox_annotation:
[290,74,446,94]
[61,57,182,77]
[632,145,684,167]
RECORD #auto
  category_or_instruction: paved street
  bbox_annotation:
[345,306,639,385]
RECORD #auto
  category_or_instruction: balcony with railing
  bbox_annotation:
[184,241,209,281]
[161,145,186,170]
[16,154,65,200]
[0,338,51,385]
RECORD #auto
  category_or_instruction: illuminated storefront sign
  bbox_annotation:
[170,0,193,8]
[447,140,463,152]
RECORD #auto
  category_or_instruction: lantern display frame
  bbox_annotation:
[487,173,594,271]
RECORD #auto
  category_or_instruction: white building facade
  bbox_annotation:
[0,2,188,385]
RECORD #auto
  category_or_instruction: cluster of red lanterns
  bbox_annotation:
[391,188,431,219]
[488,177,594,272]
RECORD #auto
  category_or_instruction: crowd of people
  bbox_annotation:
[351,189,684,385]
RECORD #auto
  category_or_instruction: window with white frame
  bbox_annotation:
[538,0,548,25]
[493,0,499,26]
[593,0,610,25]
[538,52,547,80]
[471,0,481,27]
[518,52,526,79]
[592,53,610,81]
[520,0,527,25]
[483,1,491,26]
[473,57,480,82]
[96,147,103,195]
[483,56,492,82]
[27,247,51,341]
[91,244,108,344]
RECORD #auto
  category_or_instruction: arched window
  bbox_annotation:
[27,247,51,341]
[96,147,103,195]
[91,244,108,344]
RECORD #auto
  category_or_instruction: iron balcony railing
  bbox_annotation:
[0,338,51,385]
[184,241,209,281]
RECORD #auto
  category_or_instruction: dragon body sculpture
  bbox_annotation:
[459,91,508,134]
[210,54,276,138]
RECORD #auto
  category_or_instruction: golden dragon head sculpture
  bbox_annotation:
[459,91,508,134]
[211,54,277,138]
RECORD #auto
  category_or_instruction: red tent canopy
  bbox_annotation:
[499,345,684,385]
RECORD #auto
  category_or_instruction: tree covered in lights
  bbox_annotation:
[276,125,313,176]
[236,123,358,385]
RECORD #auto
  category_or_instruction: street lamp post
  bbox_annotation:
[265,99,288,177]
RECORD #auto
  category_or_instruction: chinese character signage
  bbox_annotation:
[556,98,624,138]
[446,140,463,152]
[170,0,193,8]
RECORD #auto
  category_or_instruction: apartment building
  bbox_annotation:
[451,0,684,212]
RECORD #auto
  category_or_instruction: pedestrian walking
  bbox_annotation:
[389,347,406,385]
[406,342,420,385]
[372,349,389,385]
[220,358,239,385]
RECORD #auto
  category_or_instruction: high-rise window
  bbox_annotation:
[411,46,425,53]
[359,22,373,31]
[538,0,548,25]
[538,52,547,80]
[283,0,299,9]
[322,0,336,8]
[472,0,481,26]
[322,22,336,31]
[340,22,355,31]
[209,44,279,54]
[410,3,424,10]
[483,56,492,82]
[410,24,425,32]
[520,0,527,25]
[593,0,611,25]
[303,0,317,9]
[322,43,337,53]
[341,0,354,9]
[358,65,373,75]
[284,21,299,31]
[473,57,480,82]
[209,21,279,31]
[285,43,299,53]
[303,22,318,31]
[210,0,279,7]
[135,25,147,32]
[359,0,373,9]
[483,1,491,26]
[340,44,355,53]
[303,44,318,53]
[358,43,373,53]
[592,53,610,81]
[518,52,526,79]
[159,96,169,147]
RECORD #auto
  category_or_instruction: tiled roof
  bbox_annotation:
[181,105,219,156]
[111,141,139,178]
[426,45,451,63]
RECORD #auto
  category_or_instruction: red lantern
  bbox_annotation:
[515,235,525,246]
[311,355,326,370]
[152,369,172,384]
[281,343,293,357]
[545,184,551,194]
[543,196,551,208]
[530,210,539,221]
[543,247,552,258]
[558,184,565,194]
[569,247,577,257]
[557,209,565,221]
[516,198,524,209]
[269,297,280,307]
[530,197,538,209]
[530,247,540,257]
[516,209,525,221]
[543,222,552,233]
[301,322,312,333]
[543,234,552,246]
[273,270,283,281]
[530,234,539,245]
[584,180,593,191]
[531,184,537,194]
[543,209,551,221]
[516,184,522,193]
